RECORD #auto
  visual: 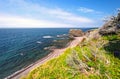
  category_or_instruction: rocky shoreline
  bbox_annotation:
[5,28,91,79]
[5,36,85,79]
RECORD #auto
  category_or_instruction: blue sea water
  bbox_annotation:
[0,28,91,79]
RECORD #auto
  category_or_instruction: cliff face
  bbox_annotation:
[69,29,84,37]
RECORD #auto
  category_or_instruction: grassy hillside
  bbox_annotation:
[22,30,120,79]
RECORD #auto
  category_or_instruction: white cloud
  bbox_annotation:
[47,8,93,23]
[0,0,97,28]
[78,7,102,14]
[0,14,71,28]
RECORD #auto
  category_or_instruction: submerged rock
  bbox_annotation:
[44,46,56,50]
[69,29,84,37]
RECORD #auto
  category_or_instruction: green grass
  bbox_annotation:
[102,34,120,41]
[22,34,120,79]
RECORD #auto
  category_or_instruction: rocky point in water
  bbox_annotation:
[69,29,84,37]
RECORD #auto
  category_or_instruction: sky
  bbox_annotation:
[0,0,120,28]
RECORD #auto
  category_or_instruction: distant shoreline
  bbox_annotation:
[5,37,85,79]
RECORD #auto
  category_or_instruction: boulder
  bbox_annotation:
[69,29,84,37]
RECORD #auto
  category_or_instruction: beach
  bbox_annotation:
[5,37,84,79]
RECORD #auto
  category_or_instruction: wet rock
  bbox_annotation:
[44,46,56,50]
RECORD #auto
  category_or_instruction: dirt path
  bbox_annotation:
[5,37,84,79]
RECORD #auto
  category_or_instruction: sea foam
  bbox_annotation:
[43,36,53,38]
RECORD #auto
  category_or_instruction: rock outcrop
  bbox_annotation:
[69,29,84,37]
[99,21,118,35]
[99,11,120,35]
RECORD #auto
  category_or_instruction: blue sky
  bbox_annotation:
[0,0,120,28]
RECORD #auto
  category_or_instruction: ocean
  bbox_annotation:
[0,28,91,79]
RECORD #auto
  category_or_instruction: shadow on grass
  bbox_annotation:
[103,39,120,59]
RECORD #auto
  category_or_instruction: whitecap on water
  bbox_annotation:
[56,34,67,38]
[36,41,42,44]
[63,34,67,35]
[57,35,60,37]
[53,40,57,42]
[43,36,53,38]
[20,53,24,56]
